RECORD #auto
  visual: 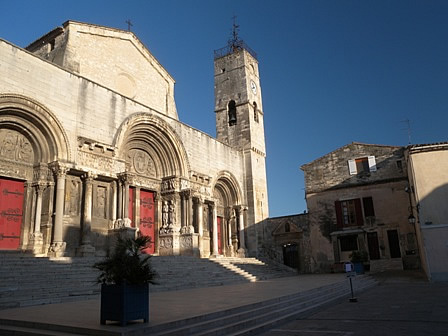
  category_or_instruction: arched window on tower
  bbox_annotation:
[228,100,237,126]
[253,102,259,123]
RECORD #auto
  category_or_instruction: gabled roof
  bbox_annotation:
[26,20,174,82]
[300,142,402,170]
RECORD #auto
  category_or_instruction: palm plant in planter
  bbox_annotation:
[93,236,158,326]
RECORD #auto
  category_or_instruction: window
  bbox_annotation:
[356,157,369,173]
[335,196,375,229]
[348,156,376,175]
[253,102,259,122]
[362,197,375,217]
[228,100,237,126]
[335,199,363,228]
[396,160,403,172]
[284,222,290,233]
[339,235,358,252]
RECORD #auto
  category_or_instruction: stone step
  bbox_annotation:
[149,276,377,336]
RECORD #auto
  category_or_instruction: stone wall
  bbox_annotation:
[26,21,178,119]
[0,38,245,187]
[302,143,407,194]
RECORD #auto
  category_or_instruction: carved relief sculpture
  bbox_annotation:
[64,179,79,216]
[126,149,156,177]
[0,130,34,163]
[168,200,175,232]
[160,200,169,234]
[95,186,107,218]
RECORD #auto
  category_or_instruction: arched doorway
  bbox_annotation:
[0,94,69,253]
[212,172,243,257]
[115,114,189,255]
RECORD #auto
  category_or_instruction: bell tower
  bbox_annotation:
[214,22,269,255]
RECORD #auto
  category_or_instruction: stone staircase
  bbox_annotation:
[0,253,297,309]
[0,254,100,310]
[150,256,297,291]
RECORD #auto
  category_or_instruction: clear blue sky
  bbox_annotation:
[1,1,447,217]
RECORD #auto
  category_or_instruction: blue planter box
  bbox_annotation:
[100,283,149,326]
[353,262,365,274]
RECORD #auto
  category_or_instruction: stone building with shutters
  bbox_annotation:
[301,142,420,273]
[0,21,269,258]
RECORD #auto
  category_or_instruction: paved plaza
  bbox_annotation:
[0,271,446,335]
[262,271,448,336]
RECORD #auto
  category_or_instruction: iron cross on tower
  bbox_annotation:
[229,15,241,51]
[125,19,133,31]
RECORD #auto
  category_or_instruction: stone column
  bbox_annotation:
[154,193,161,254]
[135,187,141,229]
[29,183,45,254]
[196,197,204,238]
[49,165,68,257]
[180,192,186,232]
[188,195,194,233]
[122,177,132,227]
[228,207,233,246]
[111,180,117,224]
[237,205,247,257]
[77,172,96,256]
[181,190,194,234]
[123,180,130,219]
[195,198,206,256]
[211,202,219,257]
[33,183,44,236]
[116,179,123,220]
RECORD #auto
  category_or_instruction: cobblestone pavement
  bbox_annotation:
[260,271,448,336]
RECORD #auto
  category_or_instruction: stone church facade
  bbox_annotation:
[0,21,269,258]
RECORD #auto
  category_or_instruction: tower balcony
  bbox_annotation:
[214,40,257,60]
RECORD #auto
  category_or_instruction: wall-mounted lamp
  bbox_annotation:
[408,214,416,225]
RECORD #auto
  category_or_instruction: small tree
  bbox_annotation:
[93,236,158,285]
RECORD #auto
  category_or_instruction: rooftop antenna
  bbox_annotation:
[125,19,133,32]
[401,119,412,145]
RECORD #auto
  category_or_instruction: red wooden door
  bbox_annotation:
[0,178,24,250]
[217,216,223,255]
[139,190,155,254]
[128,187,135,227]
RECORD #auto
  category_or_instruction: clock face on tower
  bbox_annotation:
[250,80,257,95]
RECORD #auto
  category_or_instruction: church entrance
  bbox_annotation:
[139,190,155,254]
[0,177,24,250]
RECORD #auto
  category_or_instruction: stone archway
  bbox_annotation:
[114,113,190,254]
[0,94,70,253]
[211,172,244,257]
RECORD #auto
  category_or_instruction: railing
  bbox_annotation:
[214,40,258,60]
